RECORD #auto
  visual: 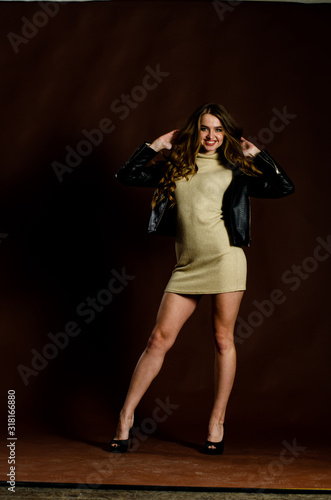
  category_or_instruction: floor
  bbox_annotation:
[1,426,330,499]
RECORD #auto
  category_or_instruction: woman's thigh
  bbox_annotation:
[153,292,201,342]
[211,291,244,331]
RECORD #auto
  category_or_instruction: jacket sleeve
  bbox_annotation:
[246,150,295,198]
[115,142,165,188]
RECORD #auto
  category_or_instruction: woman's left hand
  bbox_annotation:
[241,137,261,157]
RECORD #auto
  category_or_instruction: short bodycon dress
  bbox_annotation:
[164,151,247,294]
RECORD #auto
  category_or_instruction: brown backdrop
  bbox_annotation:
[0,1,330,448]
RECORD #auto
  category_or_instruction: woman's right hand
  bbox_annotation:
[149,129,179,152]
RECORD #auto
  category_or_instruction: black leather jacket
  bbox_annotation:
[115,142,295,247]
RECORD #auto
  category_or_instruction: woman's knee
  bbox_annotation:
[146,325,175,353]
[213,326,235,354]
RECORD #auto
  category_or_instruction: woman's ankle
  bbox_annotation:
[208,413,224,426]
[119,409,134,423]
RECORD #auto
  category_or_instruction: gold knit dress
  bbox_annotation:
[164,151,247,294]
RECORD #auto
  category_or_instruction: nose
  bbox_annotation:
[207,130,215,139]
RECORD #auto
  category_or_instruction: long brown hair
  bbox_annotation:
[151,103,261,208]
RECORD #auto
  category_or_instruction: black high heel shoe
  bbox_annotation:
[204,425,225,455]
[109,426,134,453]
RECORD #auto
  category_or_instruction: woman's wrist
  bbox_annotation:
[149,139,164,152]
[251,146,261,156]
[244,146,261,158]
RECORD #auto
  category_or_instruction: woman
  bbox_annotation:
[110,103,294,455]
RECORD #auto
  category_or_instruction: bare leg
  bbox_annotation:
[111,292,200,447]
[206,291,244,449]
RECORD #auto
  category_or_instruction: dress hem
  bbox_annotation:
[164,288,246,295]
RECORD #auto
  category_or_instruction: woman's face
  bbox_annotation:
[199,113,224,155]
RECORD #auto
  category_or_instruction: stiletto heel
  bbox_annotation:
[109,417,134,453]
[109,427,133,453]
[204,425,225,455]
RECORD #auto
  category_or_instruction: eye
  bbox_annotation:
[201,126,207,131]
[216,128,223,132]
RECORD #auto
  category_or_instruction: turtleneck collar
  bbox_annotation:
[197,151,220,160]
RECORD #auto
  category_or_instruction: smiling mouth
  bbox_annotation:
[205,141,217,145]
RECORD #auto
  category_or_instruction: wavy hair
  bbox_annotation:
[151,103,261,208]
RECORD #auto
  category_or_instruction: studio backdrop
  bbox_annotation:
[0,0,330,444]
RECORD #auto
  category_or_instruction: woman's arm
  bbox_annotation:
[115,130,178,188]
[241,137,295,198]
[115,143,161,188]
